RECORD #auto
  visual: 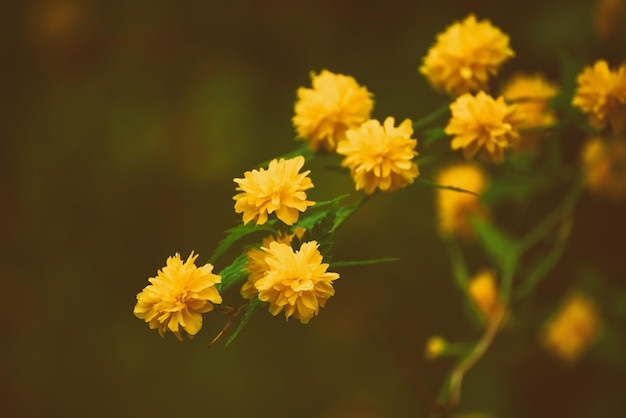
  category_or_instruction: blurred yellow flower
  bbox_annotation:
[435,163,488,239]
[241,228,306,299]
[420,14,514,96]
[581,137,626,200]
[572,60,626,135]
[255,241,339,324]
[233,156,315,225]
[293,70,374,152]
[445,91,522,163]
[133,252,222,341]
[337,117,419,194]
[425,335,447,359]
[541,293,601,362]
[501,73,559,152]
[468,270,501,324]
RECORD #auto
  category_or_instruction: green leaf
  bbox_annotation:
[311,194,350,210]
[209,222,276,264]
[515,216,573,299]
[470,217,518,268]
[332,257,399,267]
[470,217,518,301]
[413,102,450,130]
[215,253,249,293]
[423,127,448,147]
[224,298,264,347]
[416,177,480,196]
[292,205,336,261]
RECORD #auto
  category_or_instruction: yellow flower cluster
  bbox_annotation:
[420,14,514,96]
[501,73,559,152]
[255,241,339,324]
[293,70,374,152]
[540,293,601,362]
[435,163,488,239]
[233,156,315,225]
[445,91,522,163]
[241,228,306,299]
[572,60,626,135]
[581,137,626,200]
[134,252,222,341]
[337,117,419,194]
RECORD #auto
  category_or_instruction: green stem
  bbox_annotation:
[413,102,451,131]
[446,306,506,407]
[446,240,470,292]
[517,180,582,254]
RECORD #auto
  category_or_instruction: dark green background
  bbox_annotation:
[3,1,626,417]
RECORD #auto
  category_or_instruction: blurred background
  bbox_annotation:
[3,0,626,417]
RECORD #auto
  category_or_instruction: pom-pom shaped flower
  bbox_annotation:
[420,14,514,96]
[233,156,315,225]
[501,73,559,152]
[337,117,419,194]
[581,137,626,200]
[255,241,339,324]
[445,91,523,163]
[293,70,374,152]
[468,269,502,324]
[241,228,306,299]
[540,293,601,362]
[572,60,626,135]
[435,163,488,239]
[133,252,222,341]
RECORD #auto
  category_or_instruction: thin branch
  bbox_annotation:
[446,305,506,407]
[208,306,239,348]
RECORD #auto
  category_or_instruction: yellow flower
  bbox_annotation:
[540,293,601,362]
[435,163,488,239]
[293,70,374,152]
[336,117,419,194]
[581,137,626,200]
[501,73,559,152]
[233,156,315,225]
[425,335,447,360]
[572,60,626,135]
[445,91,522,163]
[420,14,514,97]
[255,241,339,324]
[241,228,306,299]
[467,270,501,323]
[133,252,222,341]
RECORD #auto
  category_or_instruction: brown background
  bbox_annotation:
[2,1,626,417]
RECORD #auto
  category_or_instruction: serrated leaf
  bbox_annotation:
[291,205,336,262]
[216,253,249,293]
[333,195,367,231]
[312,194,350,209]
[224,298,264,347]
[209,221,276,264]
